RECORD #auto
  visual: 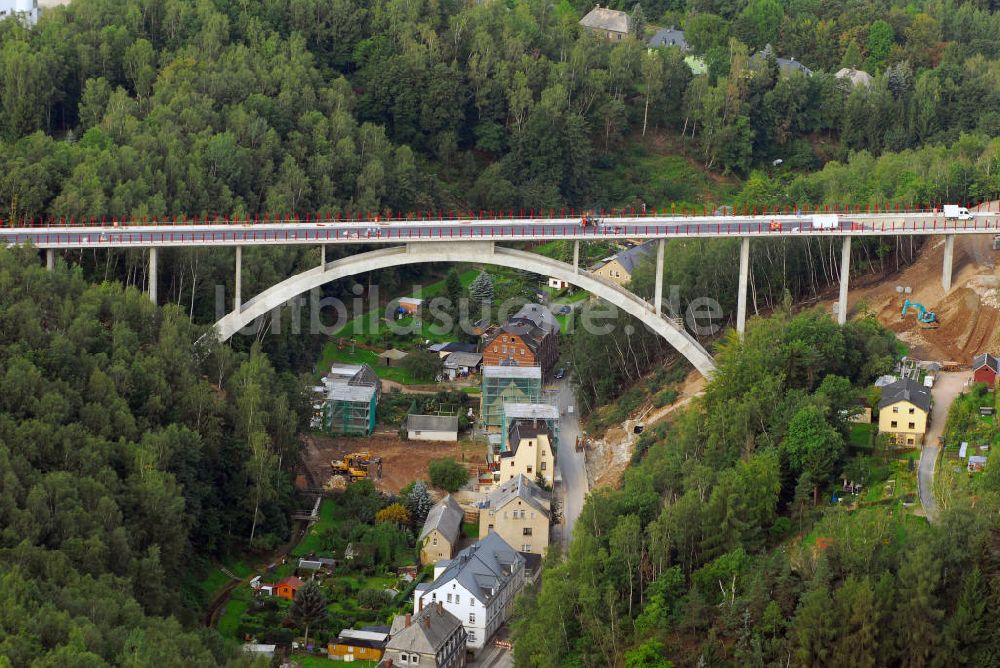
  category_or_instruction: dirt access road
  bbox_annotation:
[302,433,486,494]
[918,370,971,521]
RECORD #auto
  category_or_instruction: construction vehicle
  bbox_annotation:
[901,299,939,328]
[330,452,383,481]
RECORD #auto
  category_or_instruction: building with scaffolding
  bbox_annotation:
[322,363,382,435]
[484,403,559,488]
[480,365,542,429]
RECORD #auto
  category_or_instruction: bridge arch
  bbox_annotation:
[214,242,715,377]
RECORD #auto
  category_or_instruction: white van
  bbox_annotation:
[811,214,839,230]
[943,205,973,220]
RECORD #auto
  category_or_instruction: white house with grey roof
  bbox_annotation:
[407,414,460,441]
[419,495,465,565]
[579,5,631,40]
[414,532,526,651]
[384,603,467,668]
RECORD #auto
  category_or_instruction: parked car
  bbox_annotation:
[554,368,566,380]
[558,305,571,314]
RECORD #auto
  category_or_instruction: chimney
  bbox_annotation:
[424,614,432,629]
[405,613,412,628]
[437,601,444,615]
[419,598,424,612]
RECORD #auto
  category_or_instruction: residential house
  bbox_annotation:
[414,533,526,651]
[877,378,931,447]
[329,628,389,663]
[497,418,556,487]
[579,5,631,41]
[407,414,460,442]
[274,576,304,601]
[835,67,874,88]
[973,353,999,386]
[750,44,813,77]
[548,277,570,290]
[443,351,483,380]
[398,297,424,316]
[482,305,559,373]
[383,605,467,668]
[419,495,465,565]
[649,27,688,51]
[0,0,38,26]
[478,474,551,556]
[593,241,655,285]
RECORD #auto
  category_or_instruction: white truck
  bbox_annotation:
[943,204,974,220]
[811,214,839,230]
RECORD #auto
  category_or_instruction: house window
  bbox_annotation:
[909,422,915,430]
[469,613,476,623]
[492,345,498,352]
[523,544,531,551]
[503,336,508,343]
[523,527,533,536]
[892,406,899,413]
[447,593,452,603]
[502,345,507,353]
[432,537,437,545]
[540,462,546,470]
[488,524,494,531]
[909,407,915,414]
[469,632,476,643]
[527,466,533,474]
[890,421,898,428]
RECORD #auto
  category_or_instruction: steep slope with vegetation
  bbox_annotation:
[514,309,1000,666]
[0,246,303,665]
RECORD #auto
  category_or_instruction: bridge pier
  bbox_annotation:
[235,246,242,311]
[148,248,158,304]
[942,234,955,292]
[573,240,579,274]
[45,249,54,271]
[654,239,665,315]
[838,237,851,325]
[321,244,326,269]
[736,237,750,335]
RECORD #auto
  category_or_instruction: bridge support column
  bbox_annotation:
[942,234,955,292]
[736,237,750,336]
[573,240,579,274]
[838,236,851,325]
[148,248,158,304]
[235,246,242,312]
[654,239,665,315]
[320,244,326,269]
[45,249,54,271]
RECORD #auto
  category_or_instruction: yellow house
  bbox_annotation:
[877,379,931,447]
[592,241,655,286]
[496,419,555,487]
[327,628,388,662]
[479,474,551,555]
[417,495,464,565]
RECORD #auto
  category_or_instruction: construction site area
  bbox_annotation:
[300,433,486,495]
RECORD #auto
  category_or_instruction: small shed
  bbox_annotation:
[973,353,999,386]
[378,348,409,367]
[959,442,969,458]
[407,414,460,441]
[398,297,424,315]
[443,351,483,380]
[968,455,988,472]
[548,277,570,290]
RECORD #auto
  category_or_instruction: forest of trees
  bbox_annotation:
[0,245,302,665]
[515,309,1000,666]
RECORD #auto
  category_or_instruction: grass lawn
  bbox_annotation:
[218,586,251,639]
[315,344,421,385]
[463,521,479,539]
[848,423,876,449]
[295,657,377,668]
[293,499,341,557]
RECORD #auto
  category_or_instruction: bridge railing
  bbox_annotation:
[2,197,998,228]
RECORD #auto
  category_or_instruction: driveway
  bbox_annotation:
[554,378,588,553]
[918,370,970,521]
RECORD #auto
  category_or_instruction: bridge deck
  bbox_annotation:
[3,212,1000,248]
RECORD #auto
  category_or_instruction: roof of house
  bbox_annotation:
[378,348,409,360]
[503,403,559,421]
[612,240,657,276]
[751,44,813,76]
[835,67,873,87]
[421,532,525,605]
[512,304,559,336]
[506,419,553,458]
[407,414,460,433]
[399,297,424,306]
[649,27,688,50]
[334,628,389,650]
[973,353,1000,373]
[328,384,377,403]
[481,474,551,517]
[482,365,542,380]
[442,342,479,354]
[418,494,464,543]
[387,604,464,656]
[277,576,304,589]
[485,306,558,357]
[878,378,931,413]
[443,351,483,369]
[325,363,381,390]
[579,6,631,34]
